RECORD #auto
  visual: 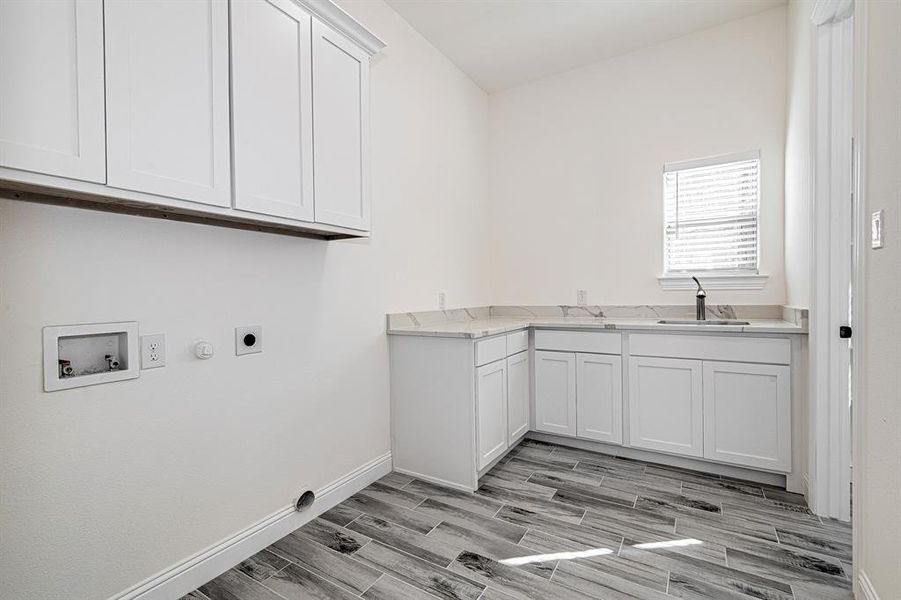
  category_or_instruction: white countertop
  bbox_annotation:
[386,316,806,338]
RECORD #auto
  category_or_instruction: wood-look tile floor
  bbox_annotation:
[184,439,853,600]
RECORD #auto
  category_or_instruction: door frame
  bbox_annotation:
[809,0,856,523]
[849,0,867,595]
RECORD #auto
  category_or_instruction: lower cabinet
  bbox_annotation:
[703,361,791,471]
[506,350,530,443]
[534,351,577,436]
[628,356,704,458]
[476,359,508,470]
[576,353,623,444]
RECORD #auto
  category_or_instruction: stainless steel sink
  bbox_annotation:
[657,319,750,325]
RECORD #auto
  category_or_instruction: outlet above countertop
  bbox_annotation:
[386,305,808,338]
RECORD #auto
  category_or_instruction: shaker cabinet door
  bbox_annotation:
[312,20,370,230]
[0,0,105,182]
[703,361,791,471]
[477,359,508,470]
[231,0,314,220]
[105,0,232,206]
[576,353,622,444]
[628,356,703,457]
[534,351,577,436]
[507,350,530,443]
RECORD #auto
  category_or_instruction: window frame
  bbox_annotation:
[658,150,768,291]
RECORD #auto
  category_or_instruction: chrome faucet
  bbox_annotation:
[692,276,707,320]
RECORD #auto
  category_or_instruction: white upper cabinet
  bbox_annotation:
[534,351,577,436]
[576,353,623,444]
[477,359,509,470]
[628,356,703,458]
[0,0,105,182]
[703,361,791,471]
[104,0,232,207]
[507,350,530,443]
[231,0,314,221]
[312,20,371,230]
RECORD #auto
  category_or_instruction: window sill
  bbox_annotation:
[658,273,769,291]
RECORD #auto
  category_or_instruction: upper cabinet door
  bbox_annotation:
[0,0,105,182]
[703,361,791,472]
[312,20,370,230]
[576,353,623,445]
[628,356,703,458]
[104,0,231,207]
[231,0,314,221]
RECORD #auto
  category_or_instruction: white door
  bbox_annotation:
[105,0,231,206]
[628,356,703,457]
[576,353,623,444]
[703,361,791,471]
[476,359,508,470]
[534,351,576,436]
[230,0,314,221]
[312,20,370,230]
[506,350,530,443]
[0,0,105,182]
[812,10,854,520]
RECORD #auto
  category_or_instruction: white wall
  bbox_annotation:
[0,1,489,598]
[784,0,814,309]
[488,7,788,306]
[857,0,901,595]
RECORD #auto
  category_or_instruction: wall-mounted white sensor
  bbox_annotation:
[872,210,885,249]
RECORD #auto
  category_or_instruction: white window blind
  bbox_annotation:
[663,151,760,273]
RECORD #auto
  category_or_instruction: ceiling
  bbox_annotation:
[385,0,787,93]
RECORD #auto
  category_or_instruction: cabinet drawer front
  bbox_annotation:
[506,330,529,355]
[630,334,790,365]
[534,330,621,354]
[475,335,507,367]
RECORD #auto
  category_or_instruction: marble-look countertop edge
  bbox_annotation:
[387,318,807,339]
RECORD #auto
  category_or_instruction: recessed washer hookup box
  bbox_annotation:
[42,322,139,392]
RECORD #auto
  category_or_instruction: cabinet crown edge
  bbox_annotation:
[296,0,386,55]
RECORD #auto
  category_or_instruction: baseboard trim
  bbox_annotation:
[108,452,392,600]
[859,569,880,600]
[526,432,786,487]
[392,467,475,493]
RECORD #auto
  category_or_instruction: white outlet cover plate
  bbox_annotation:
[236,326,262,356]
[141,334,166,369]
[872,210,885,249]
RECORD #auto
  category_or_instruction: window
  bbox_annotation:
[663,151,760,276]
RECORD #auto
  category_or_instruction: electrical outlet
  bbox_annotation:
[141,334,166,369]
[438,292,447,310]
[236,325,262,356]
[577,289,588,306]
